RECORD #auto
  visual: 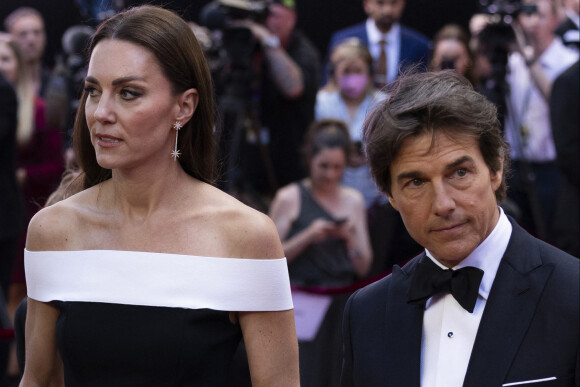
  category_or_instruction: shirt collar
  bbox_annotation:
[426,207,512,300]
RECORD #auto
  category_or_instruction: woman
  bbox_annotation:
[430,24,477,86]
[21,6,298,386]
[0,36,64,321]
[269,118,372,287]
[315,38,386,209]
[269,119,371,386]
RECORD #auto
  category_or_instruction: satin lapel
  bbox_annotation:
[464,221,555,386]
[384,258,424,387]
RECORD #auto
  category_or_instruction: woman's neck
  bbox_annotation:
[106,162,193,222]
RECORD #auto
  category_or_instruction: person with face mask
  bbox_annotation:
[316,38,387,211]
[315,39,416,278]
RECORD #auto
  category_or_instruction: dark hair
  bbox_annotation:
[430,24,476,85]
[363,70,510,202]
[73,5,217,188]
[302,119,352,168]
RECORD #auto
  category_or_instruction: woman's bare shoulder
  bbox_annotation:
[26,188,97,251]
[198,186,285,260]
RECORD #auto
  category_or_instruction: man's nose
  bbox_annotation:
[431,183,456,217]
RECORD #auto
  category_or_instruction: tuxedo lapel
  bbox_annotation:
[384,258,424,387]
[463,221,555,386]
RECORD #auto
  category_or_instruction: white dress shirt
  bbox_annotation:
[504,38,578,162]
[366,18,401,84]
[420,208,512,387]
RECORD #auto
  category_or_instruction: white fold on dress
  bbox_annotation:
[25,249,293,311]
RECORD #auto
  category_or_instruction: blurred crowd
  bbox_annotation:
[0,0,578,385]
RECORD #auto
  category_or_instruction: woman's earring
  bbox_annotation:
[171,121,183,161]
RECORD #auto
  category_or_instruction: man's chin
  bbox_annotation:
[376,20,394,32]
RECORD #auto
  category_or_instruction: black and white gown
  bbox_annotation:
[25,249,293,386]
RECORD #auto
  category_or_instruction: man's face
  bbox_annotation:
[9,14,46,64]
[363,0,406,33]
[518,0,560,45]
[386,130,502,268]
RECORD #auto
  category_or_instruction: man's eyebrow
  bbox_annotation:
[395,156,475,183]
[395,170,425,183]
[445,156,474,171]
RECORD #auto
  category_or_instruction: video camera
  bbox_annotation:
[478,0,538,46]
[200,0,270,30]
[199,0,271,92]
[479,0,538,18]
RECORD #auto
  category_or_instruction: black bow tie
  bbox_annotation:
[407,257,484,313]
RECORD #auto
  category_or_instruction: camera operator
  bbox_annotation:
[205,0,321,206]
[503,0,578,241]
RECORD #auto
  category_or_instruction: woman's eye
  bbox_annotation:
[84,86,98,97]
[120,89,141,100]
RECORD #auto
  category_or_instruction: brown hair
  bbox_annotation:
[363,70,510,202]
[430,24,476,85]
[302,119,352,168]
[73,5,217,188]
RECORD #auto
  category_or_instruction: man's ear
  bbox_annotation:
[175,88,199,124]
[490,157,504,193]
[386,192,400,212]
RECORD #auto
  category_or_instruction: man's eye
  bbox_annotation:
[409,178,423,187]
[456,168,467,177]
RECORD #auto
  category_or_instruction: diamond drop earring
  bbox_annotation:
[171,121,183,161]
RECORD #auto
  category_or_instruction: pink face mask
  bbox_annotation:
[338,73,369,99]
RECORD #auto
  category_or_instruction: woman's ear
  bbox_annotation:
[175,88,199,124]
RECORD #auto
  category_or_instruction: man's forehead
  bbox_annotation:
[11,15,44,30]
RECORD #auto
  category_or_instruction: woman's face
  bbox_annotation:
[309,147,347,191]
[0,42,19,83]
[334,57,371,100]
[431,39,471,77]
[84,39,190,170]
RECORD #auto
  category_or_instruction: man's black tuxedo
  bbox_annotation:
[342,217,579,386]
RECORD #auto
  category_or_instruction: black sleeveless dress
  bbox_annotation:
[25,249,293,386]
[287,182,356,287]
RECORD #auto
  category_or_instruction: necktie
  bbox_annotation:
[375,39,387,88]
[407,257,484,313]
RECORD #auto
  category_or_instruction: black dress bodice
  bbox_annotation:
[56,302,242,386]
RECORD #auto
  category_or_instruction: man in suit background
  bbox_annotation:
[325,0,431,88]
[341,71,579,386]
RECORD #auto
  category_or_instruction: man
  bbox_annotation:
[503,0,578,241]
[341,71,579,386]
[326,0,430,87]
[4,7,50,97]
[222,0,321,202]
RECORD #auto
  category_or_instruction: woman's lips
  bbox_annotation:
[96,134,122,147]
